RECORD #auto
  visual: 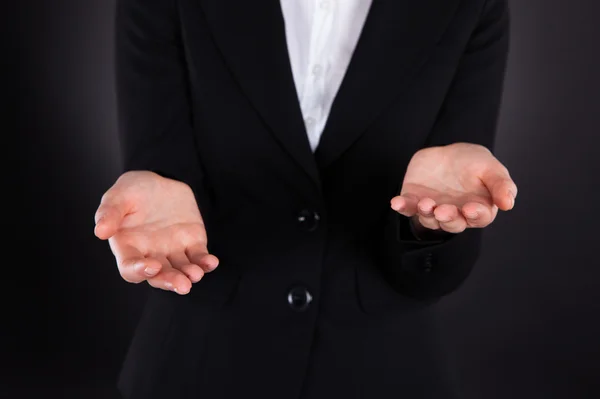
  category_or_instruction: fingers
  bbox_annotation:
[391,194,501,234]
[186,244,220,273]
[113,246,203,294]
[415,198,441,230]
[390,194,419,217]
[434,204,467,233]
[461,201,496,228]
[481,166,518,211]
[110,238,194,294]
[167,252,205,283]
[391,196,443,230]
[147,256,193,295]
[111,241,163,284]
[109,229,217,295]
[145,246,218,294]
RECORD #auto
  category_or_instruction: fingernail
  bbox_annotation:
[144,267,159,276]
[207,262,218,271]
[465,211,478,219]
[164,282,173,290]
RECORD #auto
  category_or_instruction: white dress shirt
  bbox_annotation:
[280,0,372,152]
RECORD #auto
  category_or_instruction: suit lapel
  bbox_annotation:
[198,0,322,190]
[314,0,462,170]
[198,0,462,184]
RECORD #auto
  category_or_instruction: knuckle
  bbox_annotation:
[99,194,110,206]
[117,260,143,283]
[100,189,117,204]
[117,233,146,250]
[173,179,194,195]
[420,217,436,229]
[118,171,137,182]
[120,273,141,284]
[146,279,161,289]
[469,217,487,228]
[172,228,192,247]
[118,233,137,247]
[443,224,463,233]
[189,225,207,244]
[188,223,206,238]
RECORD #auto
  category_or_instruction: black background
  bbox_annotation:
[5,0,600,398]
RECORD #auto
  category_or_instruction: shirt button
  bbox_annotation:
[320,1,330,10]
[305,117,315,127]
[312,64,323,77]
[297,209,320,232]
[287,286,313,312]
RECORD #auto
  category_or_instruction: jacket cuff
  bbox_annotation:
[404,214,455,243]
[377,210,483,300]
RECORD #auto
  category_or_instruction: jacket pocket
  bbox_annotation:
[354,260,438,315]
[117,265,241,399]
[186,258,242,306]
[117,288,179,399]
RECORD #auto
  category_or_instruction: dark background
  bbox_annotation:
[5,0,599,398]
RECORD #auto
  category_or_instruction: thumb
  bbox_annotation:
[481,165,517,211]
[94,195,129,240]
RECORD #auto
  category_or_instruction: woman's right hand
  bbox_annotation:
[94,171,218,295]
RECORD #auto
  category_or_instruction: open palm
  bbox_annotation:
[94,171,218,294]
[391,143,518,233]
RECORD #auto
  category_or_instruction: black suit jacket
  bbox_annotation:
[114,0,509,398]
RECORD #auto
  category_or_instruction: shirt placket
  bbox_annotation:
[301,0,335,151]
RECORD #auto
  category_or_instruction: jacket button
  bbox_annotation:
[423,252,434,272]
[287,286,313,311]
[297,209,320,232]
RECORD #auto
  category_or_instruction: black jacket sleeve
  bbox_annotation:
[380,0,510,299]
[115,0,210,213]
